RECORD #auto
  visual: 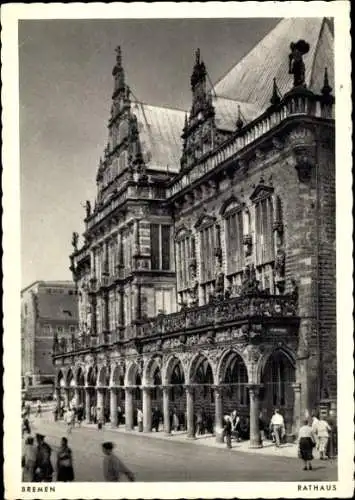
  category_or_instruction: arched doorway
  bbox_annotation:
[190,355,215,434]
[125,362,142,426]
[220,351,249,416]
[260,349,296,434]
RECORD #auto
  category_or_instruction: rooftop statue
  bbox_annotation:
[289,40,310,87]
[71,231,79,251]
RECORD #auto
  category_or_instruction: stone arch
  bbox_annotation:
[188,351,216,385]
[86,365,98,387]
[75,365,85,387]
[216,348,249,385]
[56,369,66,387]
[257,346,296,384]
[143,356,162,386]
[66,367,75,387]
[97,365,110,388]
[258,346,297,431]
[110,363,125,387]
[124,361,142,387]
[163,355,186,386]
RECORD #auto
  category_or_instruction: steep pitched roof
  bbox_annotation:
[37,293,79,321]
[214,18,334,112]
[130,102,185,173]
[213,96,262,131]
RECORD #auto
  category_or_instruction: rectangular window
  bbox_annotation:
[255,197,274,265]
[176,236,191,291]
[225,210,244,275]
[200,225,215,283]
[150,224,171,270]
[154,288,175,316]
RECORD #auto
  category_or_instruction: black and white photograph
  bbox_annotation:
[2,2,353,499]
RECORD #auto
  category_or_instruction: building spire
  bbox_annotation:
[112,45,125,94]
[236,105,243,130]
[270,78,281,106]
[321,67,332,96]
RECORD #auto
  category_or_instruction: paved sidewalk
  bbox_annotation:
[38,412,301,459]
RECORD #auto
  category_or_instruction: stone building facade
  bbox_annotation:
[21,281,78,390]
[53,18,335,446]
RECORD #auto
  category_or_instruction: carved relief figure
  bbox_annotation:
[71,232,79,252]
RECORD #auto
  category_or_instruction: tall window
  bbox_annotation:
[224,205,244,276]
[255,197,274,265]
[150,224,171,270]
[199,224,215,283]
[175,230,191,291]
[154,288,176,316]
[122,228,133,276]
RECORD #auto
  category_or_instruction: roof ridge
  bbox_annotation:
[131,100,187,114]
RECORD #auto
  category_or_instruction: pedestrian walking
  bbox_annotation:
[298,418,315,470]
[172,407,179,432]
[137,408,143,432]
[97,408,104,430]
[195,410,203,436]
[270,409,285,447]
[316,417,332,460]
[36,400,42,418]
[22,413,31,436]
[117,405,123,426]
[22,436,36,481]
[65,408,74,434]
[77,404,84,427]
[56,437,75,482]
[33,434,54,482]
[231,410,241,442]
[102,442,135,482]
[259,411,266,445]
[223,415,232,449]
[311,413,320,451]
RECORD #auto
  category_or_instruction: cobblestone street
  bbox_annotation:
[25,415,337,482]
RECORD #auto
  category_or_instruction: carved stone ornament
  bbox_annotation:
[288,40,310,88]
[244,344,262,365]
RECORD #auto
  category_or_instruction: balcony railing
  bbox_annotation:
[136,294,298,337]
[167,89,334,198]
[53,294,298,358]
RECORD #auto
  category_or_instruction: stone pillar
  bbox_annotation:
[97,388,104,422]
[185,385,195,439]
[248,384,262,448]
[54,387,61,408]
[143,387,152,432]
[63,388,70,409]
[110,388,118,427]
[74,388,80,407]
[292,382,302,436]
[214,386,224,443]
[85,388,91,423]
[163,386,171,435]
[125,387,134,430]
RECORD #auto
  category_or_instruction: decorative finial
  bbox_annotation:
[270,78,281,105]
[184,113,188,129]
[321,67,332,95]
[236,105,243,130]
[196,48,200,64]
[289,40,310,88]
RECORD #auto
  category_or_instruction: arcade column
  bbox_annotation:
[214,385,224,443]
[185,385,196,439]
[248,384,263,448]
[110,388,118,427]
[97,388,104,422]
[142,387,152,432]
[162,386,171,435]
[292,382,302,436]
[125,387,134,431]
[84,388,91,423]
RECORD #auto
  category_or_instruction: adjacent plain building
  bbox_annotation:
[21,281,78,390]
[53,18,335,446]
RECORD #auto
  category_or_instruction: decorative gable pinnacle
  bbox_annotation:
[250,177,274,202]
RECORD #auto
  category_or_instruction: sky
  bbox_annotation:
[19,17,281,289]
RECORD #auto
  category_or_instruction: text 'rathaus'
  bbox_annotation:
[53,18,335,447]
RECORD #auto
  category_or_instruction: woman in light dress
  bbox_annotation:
[316,417,332,460]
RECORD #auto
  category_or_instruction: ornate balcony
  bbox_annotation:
[136,294,298,338]
[53,294,299,360]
